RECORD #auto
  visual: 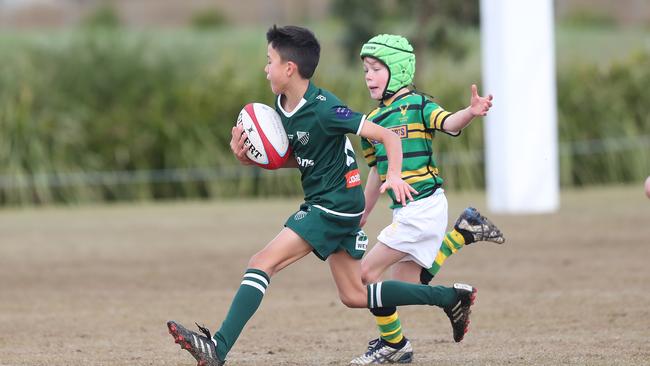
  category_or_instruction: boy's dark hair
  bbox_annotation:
[266,25,320,79]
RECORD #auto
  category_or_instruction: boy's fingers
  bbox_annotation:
[406,185,418,201]
[399,184,408,206]
[237,132,248,147]
[405,190,414,202]
[393,184,402,203]
[471,84,478,97]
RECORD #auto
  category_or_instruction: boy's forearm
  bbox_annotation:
[359,121,402,178]
[363,167,382,216]
[382,132,403,177]
[443,107,475,133]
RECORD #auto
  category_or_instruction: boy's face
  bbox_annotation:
[363,57,389,100]
[265,44,290,95]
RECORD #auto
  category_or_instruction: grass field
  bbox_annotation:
[1,185,649,365]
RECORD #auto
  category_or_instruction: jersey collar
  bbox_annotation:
[380,88,414,107]
[276,81,318,118]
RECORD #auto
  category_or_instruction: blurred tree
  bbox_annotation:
[332,0,479,70]
[81,3,121,29]
[330,0,385,63]
[406,0,478,84]
[190,8,228,30]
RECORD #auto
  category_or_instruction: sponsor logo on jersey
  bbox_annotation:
[332,106,354,120]
[389,125,408,139]
[399,103,410,116]
[293,210,308,220]
[345,169,361,188]
[297,131,310,145]
[368,125,406,145]
[355,231,368,251]
[344,137,356,167]
[316,95,327,101]
[287,133,294,140]
[296,156,315,168]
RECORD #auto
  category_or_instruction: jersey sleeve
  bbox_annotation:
[317,102,366,136]
[360,138,377,167]
[423,100,459,136]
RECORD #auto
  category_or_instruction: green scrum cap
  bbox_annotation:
[360,34,415,98]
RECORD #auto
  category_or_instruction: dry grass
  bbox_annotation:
[0,185,649,365]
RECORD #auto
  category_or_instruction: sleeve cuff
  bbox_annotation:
[355,114,367,136]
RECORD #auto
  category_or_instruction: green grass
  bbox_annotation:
[0,23,648,205]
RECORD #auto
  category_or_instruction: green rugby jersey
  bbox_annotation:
[361,91,459,208]
[275,82,366,216]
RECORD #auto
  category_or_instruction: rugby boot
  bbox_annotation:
[349,338,413,364]
[454,207,505,244]
[167,320,224,366]
[443,283,477,342]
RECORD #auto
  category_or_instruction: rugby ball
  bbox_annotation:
[236,103,291,170]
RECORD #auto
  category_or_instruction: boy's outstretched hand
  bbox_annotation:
[380,173,418,207]
[230,125,255,165]
[469,84,493,117]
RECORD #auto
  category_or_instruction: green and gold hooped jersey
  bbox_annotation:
[361,91,459,208]
[276,82,366,215]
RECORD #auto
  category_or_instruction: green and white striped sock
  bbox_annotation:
[367,281,456,309]
[214,268,270,360]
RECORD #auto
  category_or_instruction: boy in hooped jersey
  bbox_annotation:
[349,34,505,365]
[166,26,477,366]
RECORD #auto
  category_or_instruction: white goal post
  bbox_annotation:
[480,0,559,213]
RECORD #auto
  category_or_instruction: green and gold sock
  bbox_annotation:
[375,309,404,345]
[427,229,466,277]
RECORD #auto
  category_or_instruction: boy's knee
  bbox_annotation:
[247,252,263,268]
[339,290,367,308]
[340,296,366,309]
[360,262,379,285]
[248,251,274,276]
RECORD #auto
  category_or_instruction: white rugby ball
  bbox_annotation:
[236,103,291,170]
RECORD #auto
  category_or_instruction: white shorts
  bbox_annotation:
[377,189,448,268]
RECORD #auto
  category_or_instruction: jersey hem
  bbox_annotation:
[312,204,364,217]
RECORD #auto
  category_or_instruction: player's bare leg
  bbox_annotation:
[360,242,408,285]
[351,255,417,365]
[390,261,422,283]
[331,251,472,365]
[327,250,369,308]
[168,228,312,365]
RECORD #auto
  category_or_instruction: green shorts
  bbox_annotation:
[285,203,368,261]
